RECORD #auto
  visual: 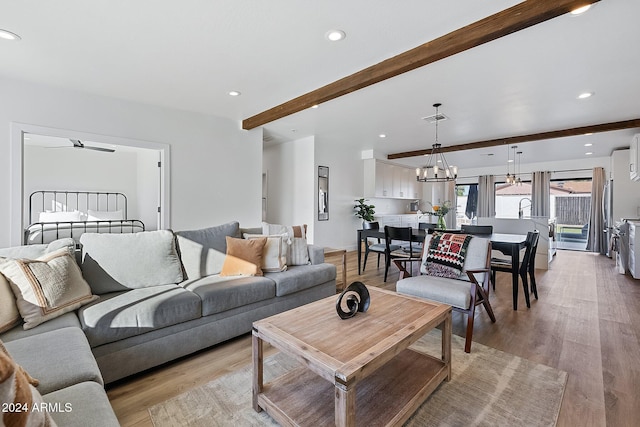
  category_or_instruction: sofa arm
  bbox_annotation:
[307,244,325,265]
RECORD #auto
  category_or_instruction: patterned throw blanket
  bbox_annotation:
[424,232,473,278]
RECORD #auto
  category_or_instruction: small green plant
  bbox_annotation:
[353,198,375,222]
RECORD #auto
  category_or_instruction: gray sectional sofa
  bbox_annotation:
[0,221,337,426]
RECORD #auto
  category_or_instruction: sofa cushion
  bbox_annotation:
[265,263,336,297]
[397,275,473,309]
[4,327,103,395]
[0,312,80,343]
[0,248,98,330]
[43,381,119,427]
[0,342,58,427]
[80,230,184,294]
[181,275,276,317]
[176,221,241,280]
[79,284,202,347]
[220,236,267,277]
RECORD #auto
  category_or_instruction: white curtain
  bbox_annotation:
[477,175,495,217]
[531,171,551,217]
[586,167,605,253]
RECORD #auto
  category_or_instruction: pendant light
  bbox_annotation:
[415,103,457,182]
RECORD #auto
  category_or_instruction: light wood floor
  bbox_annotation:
[107,250,640,427]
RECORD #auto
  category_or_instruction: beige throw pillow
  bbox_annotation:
[261,223,310,266]
[220,237,267,277]
[0,274,20,333]
[244,234,287,272]
[0,248,98,330]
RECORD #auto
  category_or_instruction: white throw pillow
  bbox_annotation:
[260,223,310,266]
[38,210,82,223]
[244,234,287,272]
[0,248,98,330]
[87,209,124,221]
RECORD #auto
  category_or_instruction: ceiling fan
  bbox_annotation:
[70,139,115,153]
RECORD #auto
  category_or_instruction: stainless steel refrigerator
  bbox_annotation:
[603,179,614,256]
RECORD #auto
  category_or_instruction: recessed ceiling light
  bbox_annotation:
[311,104,319,109]
[585,152,593,155]
[508,159,514,163]
[584,143,593,147]
[228,91,241,96]
[0,29,21,41]
[325,30,346,42]
[578,92,594,99]
[584,132,593,136]
[570,5,591,15]
[379,134,386,138]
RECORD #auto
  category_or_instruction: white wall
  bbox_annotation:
[0,76,262,247]
[263,137,315,240]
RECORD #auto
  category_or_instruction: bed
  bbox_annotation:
[24,190,145,245]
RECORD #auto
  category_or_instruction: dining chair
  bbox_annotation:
[400,222,437,253]
[461,225,493,235]
[396,233,496,352]
[384,226,421,282]
[490,230,539,308]
[362,222,400,272]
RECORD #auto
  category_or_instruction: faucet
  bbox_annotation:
[518,198,532,219]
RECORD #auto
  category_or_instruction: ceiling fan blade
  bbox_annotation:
[83,145,116,153]
[68,138,114,152]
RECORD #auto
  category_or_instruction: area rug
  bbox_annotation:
[149,331,567,426]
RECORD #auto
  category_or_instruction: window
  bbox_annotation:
[552,179,592,251]
[494,182,532,219]
[454,184,477,229]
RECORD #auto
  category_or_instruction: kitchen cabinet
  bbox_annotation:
[364,159,421,199]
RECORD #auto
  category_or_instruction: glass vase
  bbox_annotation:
[436,216,446,230]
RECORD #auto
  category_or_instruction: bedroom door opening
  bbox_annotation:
[10,123,170,246]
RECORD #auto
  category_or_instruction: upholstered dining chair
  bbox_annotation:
[362,221,400,272]
[384,226,422,282]
[490,230,540,308]
[396,232,496,352]
[461,224,493,235]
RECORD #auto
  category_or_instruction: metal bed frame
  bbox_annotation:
[24,190,145,245]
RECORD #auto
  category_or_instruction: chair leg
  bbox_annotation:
[520,271,531,308]
[376,253,381,269]
[384,255,390,282]
[529,266,538,300]
[363,250,369,272]
[477,286,496,322]
[490,270,496,291]
[464,308,475,353]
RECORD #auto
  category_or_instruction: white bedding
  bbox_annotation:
[25,220,145,245]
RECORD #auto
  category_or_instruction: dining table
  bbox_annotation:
[356,228,529,310]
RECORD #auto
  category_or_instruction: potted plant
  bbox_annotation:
[354,198,375,225]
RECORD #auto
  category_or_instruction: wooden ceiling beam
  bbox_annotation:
[387,118,640,160]
[242,0,600,130]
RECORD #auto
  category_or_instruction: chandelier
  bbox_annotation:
[505,145,523,186]
[416,103,457,182]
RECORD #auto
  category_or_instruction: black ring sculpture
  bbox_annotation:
[336,281,370,319]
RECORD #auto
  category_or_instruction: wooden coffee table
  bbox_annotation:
[252,287,452,427]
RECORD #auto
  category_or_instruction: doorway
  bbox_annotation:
[10,123,170,246]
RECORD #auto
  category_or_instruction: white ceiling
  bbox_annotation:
[2,0,639,170]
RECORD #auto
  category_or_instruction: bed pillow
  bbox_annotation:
[0,341,57,426]
[0,248,98,330]
[38,210,82,223]
[220,237,267,277]
[243,234,287,272]
[87,209,124,221]
[0,275,20,333]
[80,230,184,294]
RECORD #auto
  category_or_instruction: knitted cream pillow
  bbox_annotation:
[0,274,20,333]
[0,248,98,330]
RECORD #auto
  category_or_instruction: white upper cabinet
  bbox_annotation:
[364,159,421,199]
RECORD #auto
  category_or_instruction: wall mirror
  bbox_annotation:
[318,166,329,221]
